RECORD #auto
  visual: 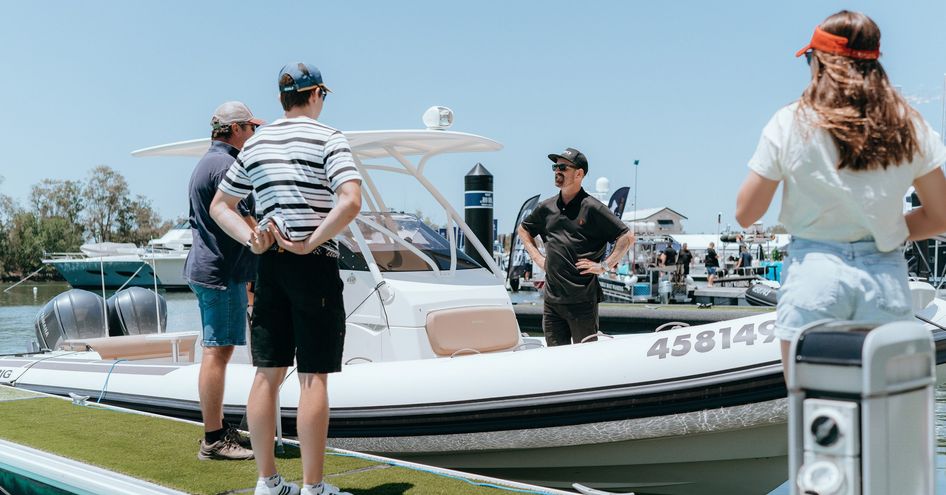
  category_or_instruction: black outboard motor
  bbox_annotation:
[106,287,166,336]
[745,282,778,307]
[34,289,108,350]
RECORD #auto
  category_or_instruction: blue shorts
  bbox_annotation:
[190,281,249,347]
[706,267,718,275]
[775,237,912,341]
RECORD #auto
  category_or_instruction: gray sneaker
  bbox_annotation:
[198,436,254,460]
[226,424,253,449]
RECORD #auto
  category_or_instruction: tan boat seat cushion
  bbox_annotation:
[425,306,519,357]
[60,334,198,362]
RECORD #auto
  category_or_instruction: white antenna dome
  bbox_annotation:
[595,177,610,194]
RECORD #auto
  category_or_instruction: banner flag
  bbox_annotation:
[607,186,630,219]
[604,186,630,260]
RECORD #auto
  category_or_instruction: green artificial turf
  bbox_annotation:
[325,463,542,494]
[0,396,541,495]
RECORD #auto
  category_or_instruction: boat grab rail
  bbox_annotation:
[344,356,374,365]
[579,332,615,344]
[654,321,690,332]
[450,348,481,358]
[42,251,92,260]
[513,341,545,351]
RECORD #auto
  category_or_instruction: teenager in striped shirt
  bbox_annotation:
[211,62,361,495]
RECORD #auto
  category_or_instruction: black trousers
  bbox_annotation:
[542,301,599,346]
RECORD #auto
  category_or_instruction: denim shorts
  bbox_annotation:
[190,281,249,347]
[775,237,912,341]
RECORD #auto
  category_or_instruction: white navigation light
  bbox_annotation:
[423,106,454,130]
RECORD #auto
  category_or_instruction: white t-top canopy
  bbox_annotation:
[131,127,506,281]
[131,129,502,160]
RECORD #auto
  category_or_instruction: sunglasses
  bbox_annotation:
[240,122,259,132]
[804,50,814,65]
[552,163,578,172]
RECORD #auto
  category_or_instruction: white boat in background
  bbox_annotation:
[42,225,191,291]
[8,110,946,495]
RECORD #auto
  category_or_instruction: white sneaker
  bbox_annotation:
[301,482,351,495]
[255,475,300,495]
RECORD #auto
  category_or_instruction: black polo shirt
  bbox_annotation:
[521,188,629,304]
[663,246,677,265]
[184,140,257,290]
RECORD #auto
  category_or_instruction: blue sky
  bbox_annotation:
[1,1,944,235]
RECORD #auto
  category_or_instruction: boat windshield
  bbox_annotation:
[337,213,481,272]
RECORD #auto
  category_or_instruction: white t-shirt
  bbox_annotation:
[748,102,946,252]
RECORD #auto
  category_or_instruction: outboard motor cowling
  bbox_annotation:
[106,287,166,336]
[745,282,778,307]
[34,289,108,350]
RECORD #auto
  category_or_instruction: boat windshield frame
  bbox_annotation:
[338,212,481,272]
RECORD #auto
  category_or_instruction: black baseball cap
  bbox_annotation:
[548,147,588,172]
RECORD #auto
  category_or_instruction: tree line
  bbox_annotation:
[0,166,175,279]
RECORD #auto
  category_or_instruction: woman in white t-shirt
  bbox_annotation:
[735,10,946,370]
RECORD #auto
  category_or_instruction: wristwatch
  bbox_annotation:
[245,238,253,249]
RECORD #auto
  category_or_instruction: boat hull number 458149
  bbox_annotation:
[646,320,777,360]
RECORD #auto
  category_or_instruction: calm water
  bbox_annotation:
[2,282,945,493]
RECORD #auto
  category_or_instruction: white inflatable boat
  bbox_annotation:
[6,295,946,495]
[4,115,945,495]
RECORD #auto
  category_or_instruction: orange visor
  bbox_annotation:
[795,27,880,60]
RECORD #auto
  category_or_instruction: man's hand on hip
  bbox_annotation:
[576,258,606,275]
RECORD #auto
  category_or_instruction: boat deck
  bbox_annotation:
[0,387,572,495]
[514,302,773,334]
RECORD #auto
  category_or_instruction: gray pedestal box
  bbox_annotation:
[788,320,935,495]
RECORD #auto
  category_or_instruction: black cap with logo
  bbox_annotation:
[547,147,588,173]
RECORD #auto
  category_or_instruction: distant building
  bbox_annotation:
[622,207,687,234]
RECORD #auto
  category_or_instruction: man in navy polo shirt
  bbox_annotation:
[519,148,635,346]
[186,101,268,461]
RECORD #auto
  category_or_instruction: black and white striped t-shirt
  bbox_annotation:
[218,117,362,254]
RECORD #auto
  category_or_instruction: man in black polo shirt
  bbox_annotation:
[660,243,677,267]
[519,148,635,346]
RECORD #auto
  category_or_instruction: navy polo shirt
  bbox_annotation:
[521,188,629,304]
[184,140,257,289]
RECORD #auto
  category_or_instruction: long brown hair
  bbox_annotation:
[799,10,919,171]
